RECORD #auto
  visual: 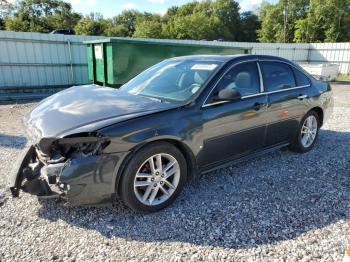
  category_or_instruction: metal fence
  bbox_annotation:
[217,41,350,74]
[0,31,100,99]
[0,30,349,100]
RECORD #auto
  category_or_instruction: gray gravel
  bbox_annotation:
[1,85,350,261]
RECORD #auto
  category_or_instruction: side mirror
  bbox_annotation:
[213,88,241,101]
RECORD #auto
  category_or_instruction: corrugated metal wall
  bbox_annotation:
[309,42,350,74]
[0,31,100,99]
[0,31,349,100]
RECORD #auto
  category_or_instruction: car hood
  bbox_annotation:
[24,85,179,142]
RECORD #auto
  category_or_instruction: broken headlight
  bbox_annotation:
[56,135,110,159]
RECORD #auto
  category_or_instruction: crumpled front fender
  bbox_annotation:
[59,153,125,205]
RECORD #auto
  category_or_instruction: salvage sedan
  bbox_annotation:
[10,55,333,212]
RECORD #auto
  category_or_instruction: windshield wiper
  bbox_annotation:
[138,94,175,103]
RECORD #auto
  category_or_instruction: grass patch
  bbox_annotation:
[337,74,350,81]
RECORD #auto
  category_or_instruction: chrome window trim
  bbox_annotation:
[264,84,310,95]
[256,61,264,93]
[202,84,311,108]
[202,59,311,108]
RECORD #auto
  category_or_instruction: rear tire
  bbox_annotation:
[290,111,320,153]
[119,142,187,212]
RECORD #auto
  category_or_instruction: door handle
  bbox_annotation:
[297,94,308,100]
[253,102,264,111]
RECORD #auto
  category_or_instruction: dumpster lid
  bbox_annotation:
[84,37,252,51]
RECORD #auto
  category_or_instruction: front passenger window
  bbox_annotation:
[214,62,261,98]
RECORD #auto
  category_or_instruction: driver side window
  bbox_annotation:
[213,62,261,98]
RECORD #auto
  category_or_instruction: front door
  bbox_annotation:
[198,61,269,168]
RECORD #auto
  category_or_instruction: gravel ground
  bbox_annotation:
[0,85,349,261]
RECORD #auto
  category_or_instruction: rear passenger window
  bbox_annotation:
[293,68,310,86]
[260,62,296,92]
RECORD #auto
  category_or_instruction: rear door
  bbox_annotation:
[260,61,310,146]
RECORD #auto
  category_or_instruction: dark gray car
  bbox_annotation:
[9,55,333,212]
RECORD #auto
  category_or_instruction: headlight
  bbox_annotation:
[70,141,105,157]
[56,136,110,158]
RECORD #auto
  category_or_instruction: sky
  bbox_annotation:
[66,0,277,18]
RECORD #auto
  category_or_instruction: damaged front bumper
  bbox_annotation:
[9,145,125,205]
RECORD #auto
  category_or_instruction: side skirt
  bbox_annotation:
[200,142,290,174]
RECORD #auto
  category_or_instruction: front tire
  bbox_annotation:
[119,142,187,212]
[290,111,320,153]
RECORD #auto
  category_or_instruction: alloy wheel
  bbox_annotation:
[133,153,180,206]
[301,115,318,148]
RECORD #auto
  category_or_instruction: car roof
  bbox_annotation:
[169,54,244,62]
[168,54,294,64]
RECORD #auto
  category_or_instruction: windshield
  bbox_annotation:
[120,59,222,102]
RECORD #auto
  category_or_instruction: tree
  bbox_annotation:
[258,2,284,42]
[45,3,81,30]
[212,0,241,40]
[104,19,129,37]
[258,0,350,43]
[258,0,309,43]
[3,0,81,33]
[294,0,350,42]
[161,0,241,41]
[113,10,142,37]
[74,13,107,35]
[133,14,164,38]
[0,0,14,30]
[163,6,178,19]
[165,11,221,40]
[237,11,260,42]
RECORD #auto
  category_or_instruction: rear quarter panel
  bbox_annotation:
[308,78,334,125]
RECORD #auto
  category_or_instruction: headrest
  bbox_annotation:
[194,71,208,85]
[235,72,251,89]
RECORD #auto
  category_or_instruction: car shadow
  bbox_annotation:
[0,134,27,149]
[37,129,350,248]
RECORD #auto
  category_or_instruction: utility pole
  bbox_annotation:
[307,0,312,42]
[283,0,288,43]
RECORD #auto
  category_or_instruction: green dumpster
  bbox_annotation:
[85,37,251,87]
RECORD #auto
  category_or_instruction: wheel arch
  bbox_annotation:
[309,106,324,127]
[114,138,198,196]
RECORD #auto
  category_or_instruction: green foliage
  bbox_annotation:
[294,0,350,43]
[133,14,164,38]
[0,1,13,30]
[212,0,241,40]
[164,11,221,40]
[238,11,260,42]
[3,0,81,33]
[1,0,260,41]
[74,9,145,37]
[113,10,142,37]
[258,0,309,43]
[150,0,245,41]
[258,0,350,43]
[4,0,349,43]
[337,74,350,81]
[104,21,129,37]
[74,12,107,35]
[258,2,284,42]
